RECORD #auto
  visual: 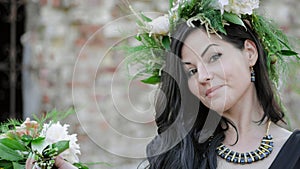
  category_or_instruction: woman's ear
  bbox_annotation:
[243,39,258,66]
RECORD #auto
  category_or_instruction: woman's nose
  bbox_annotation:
[197,64,213,83]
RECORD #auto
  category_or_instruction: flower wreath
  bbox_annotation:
[125,0,299,86]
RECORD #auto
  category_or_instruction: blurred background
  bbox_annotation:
[0,0,299,168]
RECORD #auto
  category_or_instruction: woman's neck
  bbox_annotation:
[221,84,267,150]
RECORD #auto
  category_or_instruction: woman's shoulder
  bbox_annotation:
[273,124,300,142]
[271,123,292,142]
[269,127,300,169]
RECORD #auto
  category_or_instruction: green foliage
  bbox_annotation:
[141,75,161,84]
[31,140,71,169]
[162,36,171,50]
[33,108,75,127]
[0,143,24,161]
[0,138,27,151]
[279,50,298,56]
[43,140,70,157]
[0,119,22,134]
[176,0,224,33]
[73,163,90,169]
[74,162,113,169]
[21,135,33,144]
[12,162,24,169]
[123,27,167,84]
[223,12,246,29]
[0,160,13,169]
[0,108,89,169]
[251,14,298,86]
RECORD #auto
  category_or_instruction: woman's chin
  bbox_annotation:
[202,98,228,115]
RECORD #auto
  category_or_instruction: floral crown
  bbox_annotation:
[125,0,299,85]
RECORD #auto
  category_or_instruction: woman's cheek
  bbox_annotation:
[188,78,211,108]
[188,79,200,99]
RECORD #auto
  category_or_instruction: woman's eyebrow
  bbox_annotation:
[201,44,219,57]
[181,44,218,64]
[182,61,191,65]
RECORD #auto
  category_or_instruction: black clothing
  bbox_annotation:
[269,130,300,169]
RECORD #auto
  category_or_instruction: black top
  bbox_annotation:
[269,130,300,169]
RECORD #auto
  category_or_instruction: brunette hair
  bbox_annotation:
[145,21,285,169]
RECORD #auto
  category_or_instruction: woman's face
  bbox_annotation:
[181,28,257,113]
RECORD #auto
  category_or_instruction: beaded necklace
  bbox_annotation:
[216,121,273,164]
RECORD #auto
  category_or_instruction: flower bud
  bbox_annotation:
[270,55,277,64]
[148,15,170,35]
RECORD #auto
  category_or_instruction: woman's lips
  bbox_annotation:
[205,85,224,97]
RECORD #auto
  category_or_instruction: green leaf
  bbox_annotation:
[0,119,22,134]
[73,163,90,169]
[33,108,75,127]
[140,33,158,47]
[135,35,142,41]
[141,75,160,84]
[169,0,174,9]
[21,134,33,142]
[278,50,298,56]
[162,36,170,50]
[205,10,226,34]
[0,138,27,151]
[0,160,13,168]
[126,45,147,53]
[140,13,152,22]
[31,138,48,155]
[136,19,144,27]
[43,140,69,157]
[223,12,246,29]
[75,161,113,168]
[32,136,45,144]
[217,26,227,35]
[0,143,24,161]
[53,140,69,155]
[12,162,24,169]
[278,38,292,50]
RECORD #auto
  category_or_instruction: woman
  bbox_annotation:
[137,0,300,169]
[146,21,300,169]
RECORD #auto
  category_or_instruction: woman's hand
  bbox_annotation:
[25,154,35,169]
[25,154,77,169]
[54,156,77,169]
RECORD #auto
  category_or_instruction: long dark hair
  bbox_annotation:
[145,21,285,169]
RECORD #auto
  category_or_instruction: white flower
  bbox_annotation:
[214,0,229,14]
[39,122,81,163]
[171,0,192,12]
[21,117,38,128]
[216,0,259,15]
[148,15,170,35]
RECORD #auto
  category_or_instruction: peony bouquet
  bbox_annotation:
[0,109,88,169]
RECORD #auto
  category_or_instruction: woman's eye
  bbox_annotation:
[187,68,197,77]
[209,53,222,63]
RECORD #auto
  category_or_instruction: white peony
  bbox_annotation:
[40,122,81,163]
[215,0,229,14]
[216,0,259,15]
[148,15,170,35]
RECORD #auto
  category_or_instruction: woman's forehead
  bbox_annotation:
[181,29,224,57]
[183,29,225,48]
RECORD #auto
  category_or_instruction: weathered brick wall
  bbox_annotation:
[22,0,299,168]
